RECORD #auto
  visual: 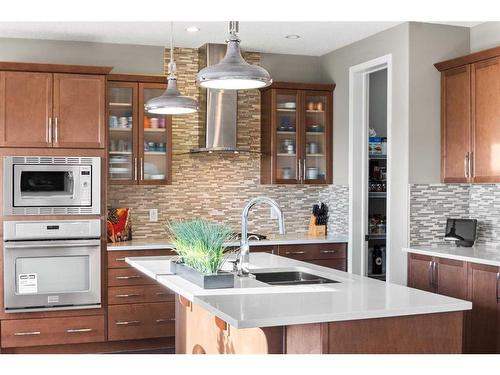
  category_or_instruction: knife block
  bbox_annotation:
[308,215,327,237]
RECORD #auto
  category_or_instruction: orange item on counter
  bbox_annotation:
[143,116,150,128]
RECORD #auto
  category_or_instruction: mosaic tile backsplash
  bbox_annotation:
[410,184,500,245]
[108,48,348,239]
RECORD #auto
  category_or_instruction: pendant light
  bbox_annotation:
[196,21,272,90]
[145,22,198,115]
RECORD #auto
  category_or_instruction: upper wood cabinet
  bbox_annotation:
[0,71,53,147]
[0,62,111,149]
[260,82,334,185]
[53,74,106,148]
[436,47,500,183]
[107,74,172,185]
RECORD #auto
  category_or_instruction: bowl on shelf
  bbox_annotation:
[150,174,166,180]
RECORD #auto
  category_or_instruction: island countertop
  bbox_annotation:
[107,233,348,251]
[404,244,500,267]
[125,253,472,329]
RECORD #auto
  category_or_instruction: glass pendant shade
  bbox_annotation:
[145,77,198,114]
[196,22,272,90]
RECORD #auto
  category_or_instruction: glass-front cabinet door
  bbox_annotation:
[139,83,172,185]
[274,90,300,184]
[108,82,137,184]
[302,91,331,184]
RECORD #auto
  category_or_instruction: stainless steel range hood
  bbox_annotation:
[191,44,240,153]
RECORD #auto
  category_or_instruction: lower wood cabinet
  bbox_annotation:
[407,253,500,353]
[279,243,347,271]
[1,315,105,348]
[467,262,500,353]
[107,302,175,341]
[108,284,174,305]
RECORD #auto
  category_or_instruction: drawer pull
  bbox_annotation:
[155,292,171,296]
[115,293,143,298]
[320,250,336,254]
[285,251,305,255]
[66,328,93,333]
[115,275,142,280]
[115,320,141,326]
[156,318,175,324]
[14,331,41,336]
[115,257,126,262]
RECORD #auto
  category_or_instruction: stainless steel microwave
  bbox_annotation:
[3,156,101,215]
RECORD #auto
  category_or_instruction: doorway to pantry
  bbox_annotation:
[348,54,392,281]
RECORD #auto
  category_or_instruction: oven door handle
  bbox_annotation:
[3,239,101,249]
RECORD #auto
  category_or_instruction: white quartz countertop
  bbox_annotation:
[126,253,471,329]
[107,234,348,251]
[404,244,500,267]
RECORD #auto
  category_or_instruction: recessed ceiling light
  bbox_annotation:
[285,34,300,39]
[186,26,200,32]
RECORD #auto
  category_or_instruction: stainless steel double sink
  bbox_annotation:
[251,270,340,286]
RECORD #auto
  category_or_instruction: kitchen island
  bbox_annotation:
[126,253,471,354]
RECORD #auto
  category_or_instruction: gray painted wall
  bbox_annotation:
[470,22,500,52]
[320,23,410,285]
[260,53,323,82]
[368,68,387,137]
[0,38,165,74]
[408,22,470,184]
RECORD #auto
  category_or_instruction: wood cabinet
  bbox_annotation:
[0,63,110,149]
[436,47,500,183]
[407,253,467,299]
[279,243,347,271]
[407,253,500,353]
[0,71,53,147]
[260,82,335,185]
[0,315,105,348]
[106,247,176,343]
[107,74,172,185]
[53,74,106,148]
[466,262,500,353]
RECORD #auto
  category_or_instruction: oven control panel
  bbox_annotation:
[79,166,92,205]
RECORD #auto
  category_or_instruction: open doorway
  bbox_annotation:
[348,55,392,280]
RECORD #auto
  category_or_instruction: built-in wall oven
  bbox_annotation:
[3,156,101,215]
[3,220,101,312]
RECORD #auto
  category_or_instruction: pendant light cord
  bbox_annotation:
[168,21,176,79]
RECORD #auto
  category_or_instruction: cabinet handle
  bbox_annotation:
[155,292,170,296]
[115,293,142,298]
[114,257,126,262]
[14,331,41,336]
[54,117,59,143]
[469,151,473,179]
[496,272,499,303]
[134,158,138,180]
[115,275,141,280]
[47,117,52,143]
[428,261,433,289]
[432,261,438,289]
[156,318,175,324]
[303,159,306,181]
[66,328,93,333]
[297,159,301,180]
[140,157,144,180]
[320,250,336,254]
[285,251,305,255]
[115,320,141,326]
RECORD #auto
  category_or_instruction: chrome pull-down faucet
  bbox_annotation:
[238,196,285,276]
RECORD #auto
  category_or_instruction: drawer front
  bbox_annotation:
[108,302,175,341]
[108,268,155,287]
[250,245,278,254]
[1,315,105,348]
[279,243,347,260]
[307,258,347,272]
[107,249,176,269]
[108,285,174,305]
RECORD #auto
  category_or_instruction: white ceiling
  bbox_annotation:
[0,22,482,56]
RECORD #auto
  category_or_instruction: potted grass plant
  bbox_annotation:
[167,219,236,289]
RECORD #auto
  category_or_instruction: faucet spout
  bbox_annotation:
[238,196,285,276]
